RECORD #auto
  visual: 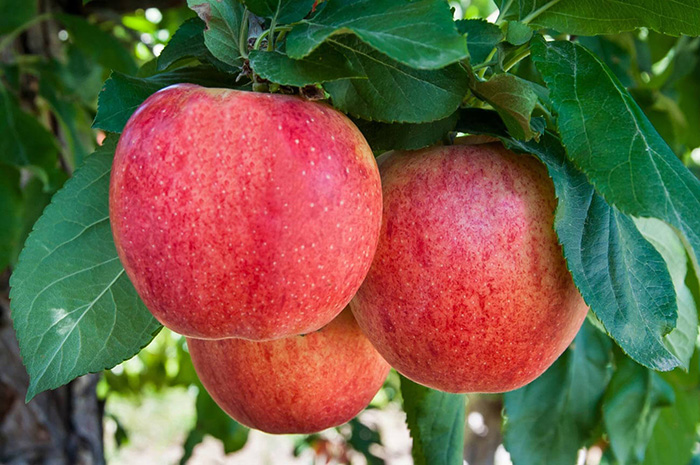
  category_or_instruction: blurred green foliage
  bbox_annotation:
[5,0,700,464]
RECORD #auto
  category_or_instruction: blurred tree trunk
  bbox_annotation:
[1,0,105,463]
[0,272,105,465]
[464,395,504,465]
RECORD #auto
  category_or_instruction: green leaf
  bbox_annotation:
[532,38,700,311]
[180,382,249,464]
[286,0,468,70]
[93,74,163,134]
[56,14,137,75]
[0,87,62,189]
[468,72,539,141]
[323,36,469,123]
[0,165,24,270]
[15,177,52,265]
[401,375,465,465]
[0,0,36,35]
[249,47,363,86]
[577,36,634,88]
[157,17,234,72]
[603,355,675,464]
[502,0,700,36]
[642,357,700,465]
[634,218,698,370]
[187,0,246,69]
[503,320,613,465]
[179,429,205,465]
[94,66,243,133]
[456,19,503,65]
[347,418,385,465]
[503,21,532,46]
[456,110,683,371]
[353,113,458,152]
[528,141,680,371]
[9,137,161,401]
[242,0,315,23]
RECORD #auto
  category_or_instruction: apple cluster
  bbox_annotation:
[109,84,588,434]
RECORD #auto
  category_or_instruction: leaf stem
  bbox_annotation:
[521,0,562,25]
[253,25,292,51]
[253,29,270,50]
[477,48,499,78]
[496,0,514,24]
[275,29,289,45]
[472,59,498,72]
[239,8,250,59]
[503,47,531,72]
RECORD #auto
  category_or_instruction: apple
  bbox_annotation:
[110,84,382,340]
[350,143,588,393]
[187,308,390,434]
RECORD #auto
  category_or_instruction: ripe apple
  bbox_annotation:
[187,308,390,434]
[110,84,382,340]
[350,143,588,393]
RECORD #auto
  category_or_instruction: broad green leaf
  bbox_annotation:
[286,0,468,70]
[503,21,532,46]
[401,375,465,465]
[9,137,161,401]
[323,36,469,123]
[93,74,163,134]
[15,177,52,265]
[0,0,36,35]
[642,357,700,465]
[503,320,613,465]
[602,355,675,464]
[532,39,700,301]
[187,0,246,69]
[501,0,700,36]
[56,14,137,75]
[632,89,688,157]
[242,0,315,23]
[157,17,234,72]
[180,382,249,464]
[249,48,363,86]
[577,36,634,88]
[94,66,242,133]
[635,218,698,370]
[0,165,23,270]
[353,113,458,152]
[456,110,682,371]
[0,87,62,189]
[525,140,680,371]
[456,19,503,65]
[468,72,539,141]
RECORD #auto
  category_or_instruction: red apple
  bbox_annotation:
[350,143,588,393]
[110,84,382,340]
[187,308,390,434]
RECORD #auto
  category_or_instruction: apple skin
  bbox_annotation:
[350,143,588,393]
[187,308,390,434]
[110,84,382,340]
